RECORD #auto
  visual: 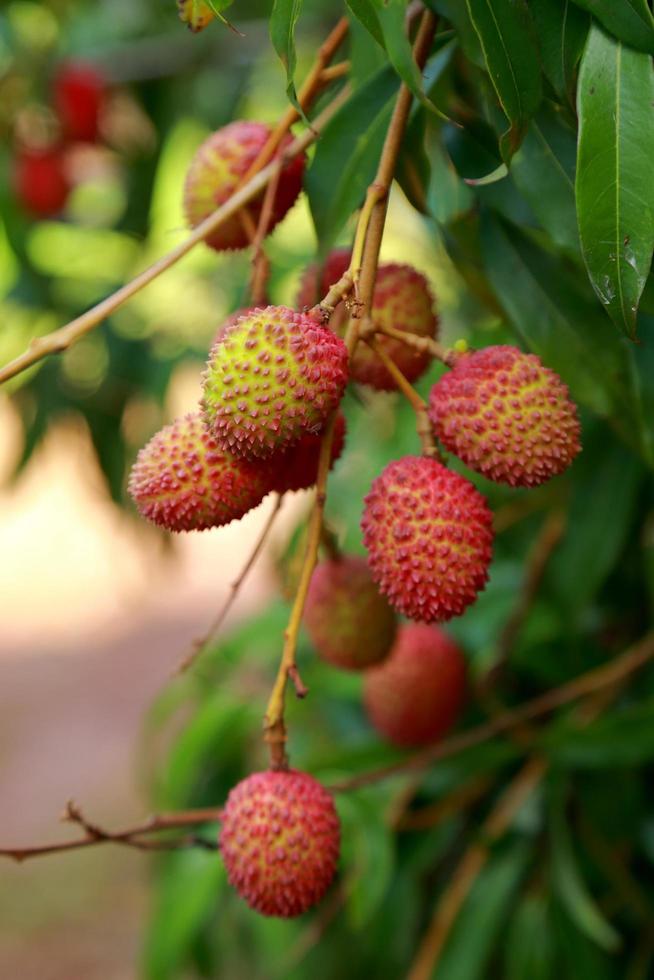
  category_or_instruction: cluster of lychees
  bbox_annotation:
[128,119,581,919]
[13,62,107,217]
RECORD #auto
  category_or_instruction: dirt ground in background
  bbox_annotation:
[0,610,221,980]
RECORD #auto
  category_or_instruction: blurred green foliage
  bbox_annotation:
[3,0,654,978]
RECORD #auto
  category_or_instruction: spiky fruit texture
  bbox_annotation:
[183,121,305,251]
[128,413,270,531]
[428,346,581,487]
[304,555,396,670]
[363,624,466,746]
[211,306,257,350]
[267,412,346,494]
[361,456,493,623]
[202,306,348,459]
[14,147,69,217]
[53,62,105,142]
[297,250,438,390]
[220,769,340,917]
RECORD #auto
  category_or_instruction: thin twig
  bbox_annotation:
[375,320,458,366]
[0,86,351,387]
[0,801,223,863]
[178,493,283,675]
[330,631,654,792]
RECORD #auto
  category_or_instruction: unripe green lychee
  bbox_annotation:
[127,413,270,531]
[428,345,581,487]
[201,305,349,459]
[297,250,438,390]
[219,769,340,918]
[183,121,305,251]
[361,456,493,623]
[363,624,466,746]
[304,554,396,670]
[267,412,346,495]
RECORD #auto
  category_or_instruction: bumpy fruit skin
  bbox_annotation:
[184,121,305,251]
[428,346,581,487]
[267,412,346,494]
[127,413,271,532]
[14,147,69,217]
[304,555,396,670]
[202,306,349,459]
[363,624,466,746]
[54,62,105,142]
[211,306,257,350]
[361,456,493,623]
[297,251,438,390]
[220,770,340,918]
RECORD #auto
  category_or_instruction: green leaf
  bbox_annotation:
[347,5,387,86]
[305,65,399,250]
[550,796,621,952]
[346,0,384,49]
[571,0,654,55]
[465,0,542,163]
[269,0,305,112]
[372,0,449,120]
[530,0,589,105]
[437,841,532,980]
[511,111,578,252]
[576,25,654,339]
[545,699,654,768]
[338,790,395,929]
[505,894,555,980]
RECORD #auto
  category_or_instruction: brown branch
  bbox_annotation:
[178,493,283,675]
[330,631,654,792]
[394,774,494,832]
[0,801,223,863]
[0,85,351,387]
[375,321,458,366]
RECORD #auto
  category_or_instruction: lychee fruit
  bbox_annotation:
[267,412,346,495]
[183,121,305,251]
[363,623,466,746]
[211,306,257,350]
[297,251,438,390]
[304,554,396,670]
[202,305,348,459]
[219,769,340,917]
[361,456,493,623]
[428,345,581,487]
[53,62,106,143]
[127,413,271,532]
[14,146,70,217]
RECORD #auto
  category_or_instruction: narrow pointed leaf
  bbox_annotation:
[530,0,589,104]
[465,0,542,163]
[270,0,305,113]
[571,0,654,55]
[576,25,654,339]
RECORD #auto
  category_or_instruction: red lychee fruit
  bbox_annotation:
[184,121,305,251]
[267,412,346,495]
[361,456,493,623]
[211,306,257,350]
[127,413,271,531]
[297,250,438,390]
[304,554,396,670]
[53,62,106,143]
[219,769,340,918]
[14,146,70,217]
[363,623,466,746]
[428,345,581,487]
[202,306,348,460]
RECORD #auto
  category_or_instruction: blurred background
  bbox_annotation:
[0,1,477,976]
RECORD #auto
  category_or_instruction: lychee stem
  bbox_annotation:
[376,321,460,366]
[364,335,442,459]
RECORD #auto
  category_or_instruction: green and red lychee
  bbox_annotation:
[304,554,396,670]
[127,413,271,532]
[184,121,305,251]
[297,250,438,390]
[201,305,348,460]
[428,345,581,487]
[361,455,493,623]
[363,623,466,746]
[219,769,340,917]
